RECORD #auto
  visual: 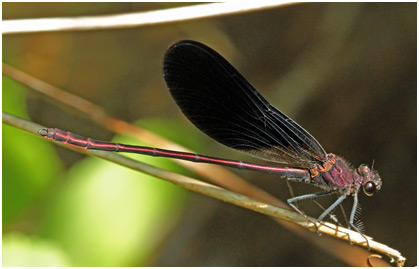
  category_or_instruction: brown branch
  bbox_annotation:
[2,112,405,266]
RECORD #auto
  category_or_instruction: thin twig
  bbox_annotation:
[2,2,295,34]
[2,112,406,266]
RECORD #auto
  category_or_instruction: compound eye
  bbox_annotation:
[363,181,377,196]
[358,164,370,176]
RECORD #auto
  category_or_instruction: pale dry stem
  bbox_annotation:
[2,112,406,266]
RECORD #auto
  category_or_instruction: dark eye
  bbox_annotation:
[363,182,377,196]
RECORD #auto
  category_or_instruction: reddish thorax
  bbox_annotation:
[310,153,360,190]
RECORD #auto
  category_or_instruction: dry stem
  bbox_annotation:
[2,112,405,266]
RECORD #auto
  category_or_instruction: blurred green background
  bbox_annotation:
[2,2,416,266]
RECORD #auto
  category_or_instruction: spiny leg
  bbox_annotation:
[313,200,343,225]
[287,190,338,233]
[317,194,346,222]
[314,193,358,242]
[349,192,370,249]
[286,182,341,225]
[339,203,350,228]
[286,180,296,198]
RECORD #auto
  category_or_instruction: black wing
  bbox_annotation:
[163,40,326,167]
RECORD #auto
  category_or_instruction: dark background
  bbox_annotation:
[3,2,416,266]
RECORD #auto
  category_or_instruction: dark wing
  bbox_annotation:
[163,40,327,167]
